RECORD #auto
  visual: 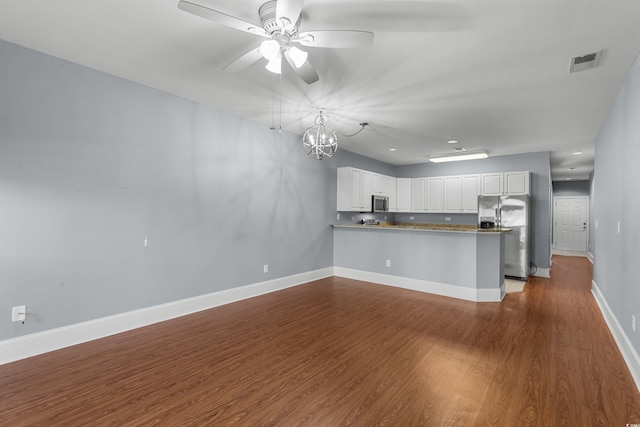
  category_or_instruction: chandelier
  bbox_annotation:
[302,112,338,160]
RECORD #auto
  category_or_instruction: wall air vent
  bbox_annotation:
[569,50,603,73]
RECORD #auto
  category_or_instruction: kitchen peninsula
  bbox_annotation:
[332,223,510,302]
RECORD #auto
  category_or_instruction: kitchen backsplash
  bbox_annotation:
[335,212,476,225]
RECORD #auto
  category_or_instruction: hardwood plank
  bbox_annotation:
[1,256,639,426]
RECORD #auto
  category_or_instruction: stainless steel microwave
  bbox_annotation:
[372,195,389,212]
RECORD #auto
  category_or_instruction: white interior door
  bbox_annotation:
[553,196,589,251]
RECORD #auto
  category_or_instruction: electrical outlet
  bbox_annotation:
[351,216,356,221]
[263,264,268,274]
[617,221,621,234]
[12,305,26,323]
[445,217,451,222]
[385,259,391,267]
[337,213,340,221]
[633,315,636,333]
[409,216,415,220]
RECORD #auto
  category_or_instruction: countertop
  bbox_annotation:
[332,223,512,233]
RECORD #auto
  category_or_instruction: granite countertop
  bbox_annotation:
[332,223,512,233]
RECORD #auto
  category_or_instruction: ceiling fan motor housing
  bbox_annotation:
[259,0,300,35]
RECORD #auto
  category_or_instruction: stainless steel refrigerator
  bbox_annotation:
[478,195,531,280]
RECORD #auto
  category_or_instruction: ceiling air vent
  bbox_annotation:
[569,50,603,73]
[453,146,466,152]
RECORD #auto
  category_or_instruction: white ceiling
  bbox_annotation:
[2,0,640,181]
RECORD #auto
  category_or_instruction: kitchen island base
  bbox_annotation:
[333,226,506,302]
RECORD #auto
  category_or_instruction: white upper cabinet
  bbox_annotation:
[375,174,397,211]
[480,171,530,195]
[480,173,503,196]
[337,167,372,211]
[443,176,462,212]
[443,175,480,213]
[337,167,396,212]
[426,177,444,212]
[411,178,427,212]
[396,178,412,212]
[504,171,530,195]
[338,168,529,212]
[461,175,481,212]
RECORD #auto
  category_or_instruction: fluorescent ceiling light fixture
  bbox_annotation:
[447,139,459,144]
[428,150,488,163]
[389,148,397,152]
[573,151,583,155]
[287,46,308,68]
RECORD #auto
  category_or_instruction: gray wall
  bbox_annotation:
[591,52,640,355]
[395,152,553,271]
[552,180,590,197]
[0,38,556,343]
[0,40,340,340]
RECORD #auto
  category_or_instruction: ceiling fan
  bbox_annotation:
[178,0,374,84]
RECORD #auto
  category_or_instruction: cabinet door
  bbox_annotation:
[336,167,351,211]
[461,175,480,212]
[336,167,373,211]
[427,177,444,212]
[396,178,412,212]
[481,173,503,196]
[504,171,530,195]
[443,176,462,212]
[370,172,384,195]
[411,178,426,212]
[379,175,397,211]
[361,171,373,209]
[349,168,363,209]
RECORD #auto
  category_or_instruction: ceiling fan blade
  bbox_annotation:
[223,47,263,73]
[294,30,374,48]
[178,0,268,37]
[284,53,319,84]
[276,0,305,26]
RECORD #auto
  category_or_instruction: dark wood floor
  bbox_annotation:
[1,255,639,426]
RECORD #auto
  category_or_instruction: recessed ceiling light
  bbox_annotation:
[447,140,458,144]
[569,167,576,171]
[389,148,397,152]
[573,151,583,155]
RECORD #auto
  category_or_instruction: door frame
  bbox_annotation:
[552,196,590,251]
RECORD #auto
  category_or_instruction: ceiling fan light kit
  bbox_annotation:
[303,112,338,160]
[286,46,308,68]
[178,0,374,84]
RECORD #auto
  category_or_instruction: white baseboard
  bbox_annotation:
[334,267,504,302]
[533,267,551,278]
[591,280,640,394]
[0,267,333,365]
[587,251,594,263]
